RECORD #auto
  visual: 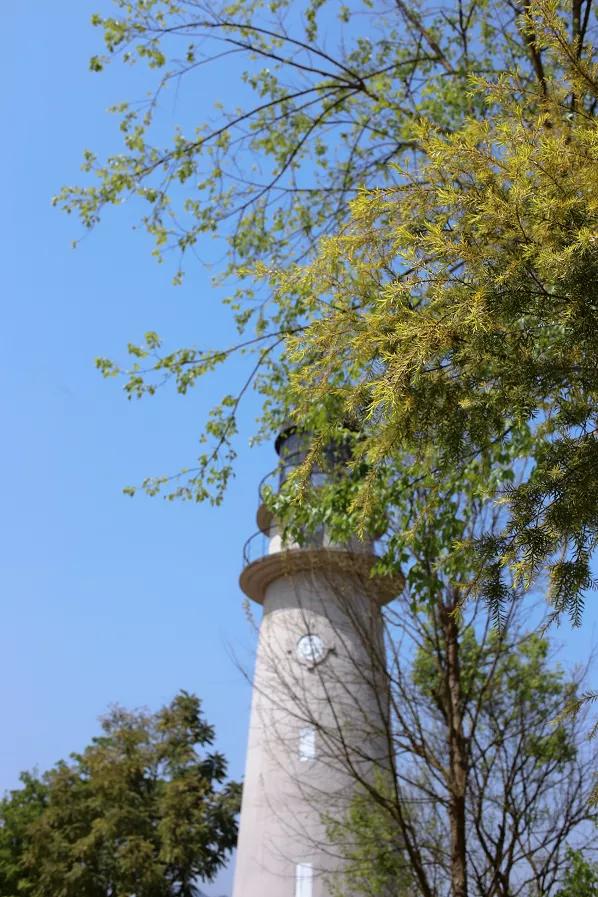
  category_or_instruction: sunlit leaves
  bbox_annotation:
[58,0,598,623]
[263,14,598,622]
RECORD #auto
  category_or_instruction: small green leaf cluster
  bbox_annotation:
[557,849,598,897]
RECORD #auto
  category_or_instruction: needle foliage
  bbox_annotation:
[266,2,598,623]
[58,0,597,621]
[275,7,598,622]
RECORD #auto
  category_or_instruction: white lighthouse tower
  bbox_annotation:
[232,426,398,897]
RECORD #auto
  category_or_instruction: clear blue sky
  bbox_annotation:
[1,5,596,897]
[1,4,271,893]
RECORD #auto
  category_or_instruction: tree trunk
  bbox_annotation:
[441,595,469,897]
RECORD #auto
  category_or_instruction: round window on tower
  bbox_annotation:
[296,634,327,666]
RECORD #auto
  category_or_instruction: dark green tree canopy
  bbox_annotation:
[0,692,240,897]
[0,773,48,897]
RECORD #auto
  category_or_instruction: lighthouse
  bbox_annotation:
[232,426,399,897]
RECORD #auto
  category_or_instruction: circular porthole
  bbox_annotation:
[296,634,327,666]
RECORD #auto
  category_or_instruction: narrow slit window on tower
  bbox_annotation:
[295,862,313,897]
[299,727,316,761]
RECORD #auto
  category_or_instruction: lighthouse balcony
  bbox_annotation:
[242,519,375,569]
[239,514,389,606]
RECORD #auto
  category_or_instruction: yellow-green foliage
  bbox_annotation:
[267,0,598,622]
[61,0,597,623]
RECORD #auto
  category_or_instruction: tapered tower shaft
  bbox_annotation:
[232,428,398,897]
